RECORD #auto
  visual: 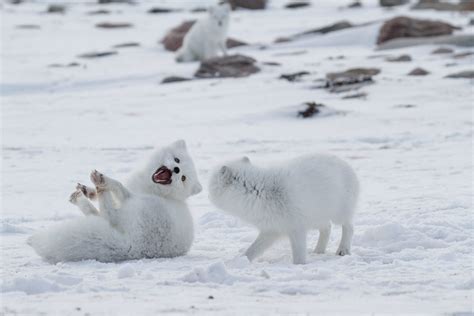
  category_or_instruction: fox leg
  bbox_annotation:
[69,188,99,216]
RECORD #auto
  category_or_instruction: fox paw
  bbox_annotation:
[90,170,107,191]
[336,247,351,256]
[69,189,84,205]
[76,183,97,200]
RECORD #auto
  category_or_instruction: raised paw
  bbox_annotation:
[76,183,97,200]
[69,189,84,205]
[336,247,351,256]
[90,170,107,191]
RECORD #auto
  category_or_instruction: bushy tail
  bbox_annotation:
[28,216,131,263]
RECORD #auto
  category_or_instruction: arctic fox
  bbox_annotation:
[175,3,230,63]
[209,154,359,264]
[28,140,202,263]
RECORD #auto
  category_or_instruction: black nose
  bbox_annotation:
[173,167,180,174]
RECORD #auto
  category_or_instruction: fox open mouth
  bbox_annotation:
[152,166,172,185]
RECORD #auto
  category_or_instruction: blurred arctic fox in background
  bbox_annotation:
[176,3,230,62]
[28,140,202,263]
[209,154,359,264]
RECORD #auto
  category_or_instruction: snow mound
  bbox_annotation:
[117,263,136,279]
[1,276,64,295]
[182,261,245,285]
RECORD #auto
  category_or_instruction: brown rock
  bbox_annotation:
[431,47,454,54]
[228,0,267,10]
[412,0,474,11]
[195,54,260,78]
[297,21,353,37]
[326,68,381,93]
[47,4,66,14]
[298,102,324,118]
[96,22,132,28]
[386,54,412,62]
[161,21,247,52]
[377,16,459,45]
[408,67,430,76]
[445,70,474,79]
[348,1,362,8]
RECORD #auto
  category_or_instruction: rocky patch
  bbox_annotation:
[78,51,118,58]
[228,0,267,10]
[431,47,454,54]
[161,76,192,84]
[408,67,430,76]
[96,22,132,29]
[445,70,474,79]
[326,68,381,93]
[279,71,310,82]
[386,54,412,62]
[195,54,260,79]
[298,102,324,118]
[379,0,408,7]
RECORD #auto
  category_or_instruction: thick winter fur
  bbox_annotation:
[175,3,230,63]
[28,140,202,263]
[209,154,359,264]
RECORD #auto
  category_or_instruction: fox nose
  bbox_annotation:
[173,167,180,174]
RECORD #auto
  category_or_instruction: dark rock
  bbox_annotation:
[342,92,367,99]
[445,70,474,79]
[298,102,324,118]
[208,296,214,300]
[48,62,81,68]
[348,1,362,8]
[47,4,66,14]
[161,76,192,84]
[453,51,474,59]
[470,18,474,26]
[280,71,310,82]
[98,0,132,4]
[377,34,474,50]
[195,54,260,79]
[285,1,310,9]
[148,7,177,14]
[96,22,133,28]
[78,51,118,58]
[431,47,454,54]
[161,20,246,52]
[191,7,207,13]
[16,24,40,29]
[326,68,381,93]
[274,37,292,43]
[113,42,140,48]
[412,0,474,11]
[386,54,412,62]
[377,16,459,45]
[379,0,408,7]
[262,61,281,66]
[297,21,353,37]
[87,9,111,15]
[408,67,430,76]
[228,0,267,10]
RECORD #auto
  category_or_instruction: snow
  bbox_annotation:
[1,0,473,314]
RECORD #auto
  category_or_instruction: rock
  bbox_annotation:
[348,1,362,8]
[394,104,416,108]
[48,62,81,68]
[98,0,132,4]
[297,21,353,37]
[280,71,310,82]
[191,7,207,13]
[161,76,192,84]
[262,61,281,66]
[96,22,132,28]
[195,54,260,79]
[78,51,118,58]
[113,42,140,48]
[47,4,66,14]
[228,0,267,10]
[386,54,412,62]
[326,68,381,93]
[161,21,246,52]
[87,9,110,15]
[453,51,474,59]
[342,92,367,99]
[380,0,408,7]
[470,18,474,26]
[412,0,474,11]
[298,102,325,118]
[378,34,474,50]
[408,67,430,76]
[285,1,310,9]
[445,70,474,79]
[431,47,454,54]
[148,7,177,14]
[377,16,459,45]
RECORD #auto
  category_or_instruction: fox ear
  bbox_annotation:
[172,139,187,150]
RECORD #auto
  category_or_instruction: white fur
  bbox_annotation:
[208,154,359,264]
[175,3,230,63]
[28,140,202,263]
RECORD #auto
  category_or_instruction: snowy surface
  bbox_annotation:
[1,0,473,314]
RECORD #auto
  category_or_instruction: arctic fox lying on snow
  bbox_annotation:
[209,154,359,264]
[175,3,230,62]
[28,140,202,263]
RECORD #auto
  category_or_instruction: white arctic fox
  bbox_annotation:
[175,3,230,63]
[28,140,202,263]
[209,154,359,264]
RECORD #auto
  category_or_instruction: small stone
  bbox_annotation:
[279,71,310,82]
[386,54,412,62]
[96,22,132,29]
[348,1,362,8]
[78,51,118,59]
[48,62,81,68]
[87,9,111,15]
[228,0,267,10]
[262,61,281,66]
[195,54,260,79]
[47,4,66,14]
[453,51,474,59]
[298,102,324,118]
[113,42,140,48]
[379,0,408,7]
[408,67,430,76]
[342,92,367,99]
[161,76,192,84]
[431,47,454,54]
[98,0,132,4]
[148,7,177,14]
[208,295,214,300]
[285,1,310,9]
[445,70,474,79]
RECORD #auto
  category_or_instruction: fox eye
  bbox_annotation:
[181,175,186,182]
[174,158,180,163]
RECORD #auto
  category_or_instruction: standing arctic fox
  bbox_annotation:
[209,154,359,264]
[175,3,230,62]
[28,140,202,263]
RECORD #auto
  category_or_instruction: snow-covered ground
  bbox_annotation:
[1,0,473,314]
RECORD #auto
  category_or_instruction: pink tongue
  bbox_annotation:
[153,169,171,183]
